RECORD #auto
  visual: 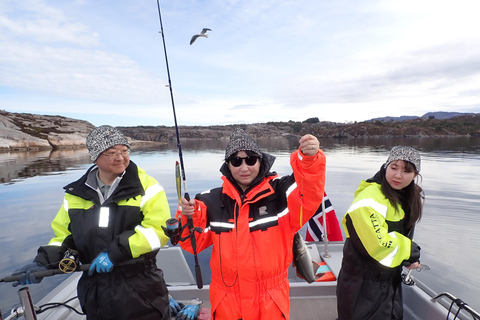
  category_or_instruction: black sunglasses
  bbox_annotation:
[228,156,259,167]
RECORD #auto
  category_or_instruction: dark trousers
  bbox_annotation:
[78,261,170,320]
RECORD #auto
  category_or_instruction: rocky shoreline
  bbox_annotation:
[1,110,479,152]
[0,110,162,152]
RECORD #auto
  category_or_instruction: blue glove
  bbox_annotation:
[88,252,114,276]
[11,262,48,287]
[169,297,184,316]
[177,304,200,320]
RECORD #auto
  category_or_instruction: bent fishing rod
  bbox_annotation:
[155,0,203,289]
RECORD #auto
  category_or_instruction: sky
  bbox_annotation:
[1,0,480,127]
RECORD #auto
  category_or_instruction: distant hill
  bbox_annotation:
[370,111,475,122]
[421,111,475,120]
[369,115,419,122]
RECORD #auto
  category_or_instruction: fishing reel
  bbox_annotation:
[401,264,430,286]
[58,249,80,274]
[162,218,202,246]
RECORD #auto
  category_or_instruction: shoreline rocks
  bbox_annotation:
[1,110,479,152]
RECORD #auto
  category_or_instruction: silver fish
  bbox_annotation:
[292,231,322,283]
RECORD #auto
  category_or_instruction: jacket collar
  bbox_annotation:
[64,161,142,203]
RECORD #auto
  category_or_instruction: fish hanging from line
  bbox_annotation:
[292,231,317,283]
[190,28,211,45]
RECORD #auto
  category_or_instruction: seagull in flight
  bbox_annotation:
[190,28,211,45]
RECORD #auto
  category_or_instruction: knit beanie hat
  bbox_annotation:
[384,146,421,172]
[225,128,262,160]
[86,125,130,162]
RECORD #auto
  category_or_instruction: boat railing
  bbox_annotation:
[432,292,480,320]
[1,284,84,320]
[2,287,39,320]
[0,287,37,320]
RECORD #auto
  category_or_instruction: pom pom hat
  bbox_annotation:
[225,128,262,160]
[86,125,130,162]
[384,146,421,172]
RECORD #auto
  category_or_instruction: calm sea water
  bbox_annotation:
[1,137,479,316]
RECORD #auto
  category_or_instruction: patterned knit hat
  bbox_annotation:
[384,146,421,172]
[86,125,130,162]
[225,128,262,160]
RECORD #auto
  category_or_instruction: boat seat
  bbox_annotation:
[157,246,196,286]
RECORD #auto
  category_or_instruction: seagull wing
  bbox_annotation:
[201,28,211,34]
[190,35,199,45]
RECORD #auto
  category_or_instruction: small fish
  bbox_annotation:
[292,231,317,283]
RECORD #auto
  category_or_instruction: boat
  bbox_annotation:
[3,239,479,320]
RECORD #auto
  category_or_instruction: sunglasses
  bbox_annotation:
[228,156,259,167]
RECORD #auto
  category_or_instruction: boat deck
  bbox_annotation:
[29,240,478,320]
[33,242,342,320]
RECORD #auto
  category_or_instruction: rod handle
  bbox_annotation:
[195,265,203,289]
[1,269,62,283]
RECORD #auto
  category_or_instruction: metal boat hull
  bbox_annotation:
[29,242,476,320]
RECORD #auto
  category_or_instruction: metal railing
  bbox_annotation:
[1,287,38,320]
[432,292,480,320]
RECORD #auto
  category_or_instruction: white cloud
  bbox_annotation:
[0,0,99,46]
[1,0,480,126]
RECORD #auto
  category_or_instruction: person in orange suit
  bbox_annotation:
[178,128,326,320]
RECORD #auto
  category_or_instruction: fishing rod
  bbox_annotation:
[0,265,89,284]
[0,249,144,284]
[155,0,203,289]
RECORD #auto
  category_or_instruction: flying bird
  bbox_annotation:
[190,28,211,45]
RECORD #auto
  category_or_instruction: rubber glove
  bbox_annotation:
[177,304,201,320]
[88,252,114,276]
[169,296,184,316]
[11,262,48,287]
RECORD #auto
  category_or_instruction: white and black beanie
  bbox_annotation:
[86,125,130,162]
[384,146,421,172]
[225,128,262,160]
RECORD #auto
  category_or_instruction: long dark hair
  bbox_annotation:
[380,161,424,229]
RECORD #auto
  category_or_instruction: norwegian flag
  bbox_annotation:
[305,192,343,242]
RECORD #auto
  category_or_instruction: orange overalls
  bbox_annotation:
[178,148,326,320]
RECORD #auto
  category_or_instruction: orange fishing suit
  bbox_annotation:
[177,148,326,320]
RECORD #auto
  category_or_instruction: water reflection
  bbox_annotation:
[0,149,91,184]
[2,137,478,185]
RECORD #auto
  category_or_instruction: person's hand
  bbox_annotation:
[11,262,48,287]
[299,134,320,156]
[169,297,184,316]
[405,261,421,270]
[88,252,114,276]
[180,197,196,216]
[177,304,201,320]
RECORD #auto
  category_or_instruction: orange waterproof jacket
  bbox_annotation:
[177,148,326,320]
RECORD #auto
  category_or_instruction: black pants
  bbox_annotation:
[78,261,170,320]
[337,268,403,320]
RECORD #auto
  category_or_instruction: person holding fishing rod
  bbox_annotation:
[9,125,172,320]
[177,128,326,320]
[336,146,424,320]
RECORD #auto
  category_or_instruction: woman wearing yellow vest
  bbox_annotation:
[337,146,424,320]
